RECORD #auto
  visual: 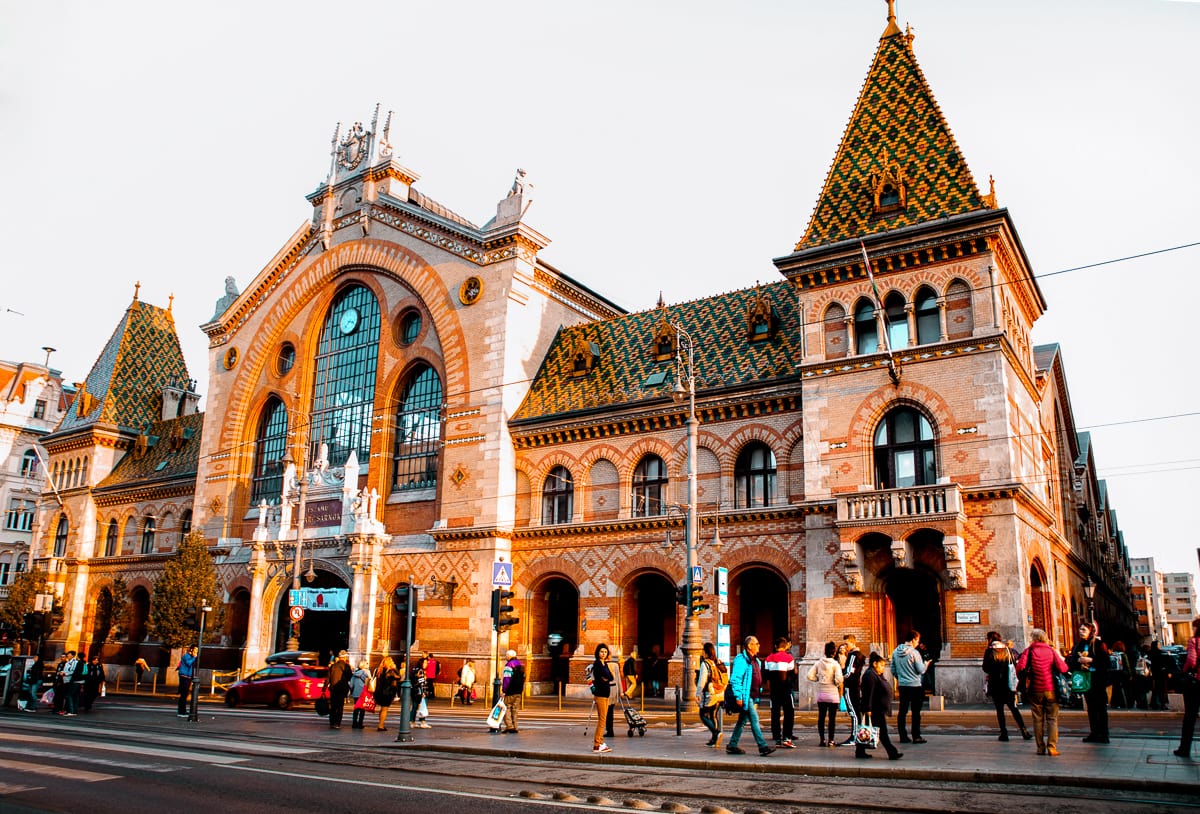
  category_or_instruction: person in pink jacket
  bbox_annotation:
[1016,628,1069,756]
[1175,616,1200,759]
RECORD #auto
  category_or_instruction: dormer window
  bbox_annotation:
[869,161,908,215]
[746,288,778,342]
[569,335,600,377]
[652,321,676,361]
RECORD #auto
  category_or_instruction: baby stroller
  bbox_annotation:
[619,692,647,737]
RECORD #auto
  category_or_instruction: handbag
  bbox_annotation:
[1054,671,1071,705]
[854,712,879,749]
[838,694,847,712]
[355,688,377,712]
[1069,670,1092,694]
[1007,662,1018,693]
[722,684,740,715]
[417,697,429,718]
[315,689,330,717]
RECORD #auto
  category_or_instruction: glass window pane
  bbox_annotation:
[894,411,915,443]
[894,451,916,487]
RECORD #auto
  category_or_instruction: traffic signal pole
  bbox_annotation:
[395,577,417,743]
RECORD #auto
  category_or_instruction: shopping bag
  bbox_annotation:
[1007,663,1018,693]
[1069,670,1091,694]
[854,712,879,749]
[487,698,507,730]
[838,694,847,712]
[40,688,55,706]
[355,689,377,713]
[315,691,330,717]
[417,697,429,719]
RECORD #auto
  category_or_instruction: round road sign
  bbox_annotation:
[288,605,305,622]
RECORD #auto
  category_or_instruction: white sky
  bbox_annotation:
[2,1,1197,586]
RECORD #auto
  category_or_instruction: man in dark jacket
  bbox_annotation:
[763,636,797,748]
[841,634,864,745]
[326,650,351,729]
[857,652,901,760]
[1069,622,1109,743]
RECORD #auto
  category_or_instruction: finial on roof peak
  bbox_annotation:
[883,0,902,38]
[133,281,141,302]
[168,293,174,313]
[657,291,665,309]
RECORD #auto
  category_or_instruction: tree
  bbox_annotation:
[150,531,223,649]
[0,568,48,631]
[94,576,131,642]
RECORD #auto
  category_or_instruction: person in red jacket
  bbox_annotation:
[1175,616,1200,759]
[1016,628,1069,756]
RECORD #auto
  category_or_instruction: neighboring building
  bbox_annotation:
[33,6,1137,701]
[1131,557,1172,644]
[1132,582,1152,642]
[0,357,71,598]
[1163,571,1197,643]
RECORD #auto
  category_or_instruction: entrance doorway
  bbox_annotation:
[274,571,350,663]
[530,576,579,689]
[884,567,943,660]
[728,567,789,651]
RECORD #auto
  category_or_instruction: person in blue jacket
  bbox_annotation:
[724,636,776,757]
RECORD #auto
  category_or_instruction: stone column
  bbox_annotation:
[243,542,269,671]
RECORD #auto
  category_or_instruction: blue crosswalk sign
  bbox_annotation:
[492,561,513,588]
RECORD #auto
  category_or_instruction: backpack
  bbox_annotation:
[1109,652,1125,673]
[1135,655,1151,677]
[706,660,728,695]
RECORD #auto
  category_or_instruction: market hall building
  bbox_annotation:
[32,5,1136,703]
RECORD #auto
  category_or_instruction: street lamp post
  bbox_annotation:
[1083,574,1096,625]
[280,445,310,651]
[670,320,702,704]
[188,601,212,722]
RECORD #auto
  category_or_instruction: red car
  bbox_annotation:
[223,664,327,709]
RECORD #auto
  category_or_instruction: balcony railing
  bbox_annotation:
[837,482,962,524]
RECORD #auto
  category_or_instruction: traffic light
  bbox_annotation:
[393,582,417,620]
[675,583,688,607]
[688,583,710,615]
[22,611,44,641]
[491,588,518,631]
[183,606,201,631]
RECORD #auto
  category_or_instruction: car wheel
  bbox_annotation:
[224,691,239,708]
[275,691,292,710]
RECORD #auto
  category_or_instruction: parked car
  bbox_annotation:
[264,650,320,665]
[223,664,326,709]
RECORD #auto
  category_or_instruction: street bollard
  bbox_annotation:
[675,685,682,736]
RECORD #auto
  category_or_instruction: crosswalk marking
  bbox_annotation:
[1,745,181,773]
[0,733,248,765]
[0,758,119,783]
[0,722,314,757]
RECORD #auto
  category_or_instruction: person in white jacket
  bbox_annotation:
[808,641,844,746]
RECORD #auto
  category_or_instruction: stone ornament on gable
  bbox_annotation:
[337,122,369,171]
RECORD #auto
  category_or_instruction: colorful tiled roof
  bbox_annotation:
[795,21,987,251]
[95,411,204,491]
[55,298,192,434]
[512,282,801,422]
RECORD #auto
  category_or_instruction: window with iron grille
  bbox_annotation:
[392,364,442,490]
[310,284,380,468]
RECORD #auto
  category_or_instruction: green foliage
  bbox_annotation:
[150,531,223,649]
[94,576,131,641]
[0,568,48,631]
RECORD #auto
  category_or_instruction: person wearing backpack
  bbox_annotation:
[696,641,728,747]
[1109,641,1133,709]
[501,649,524,734]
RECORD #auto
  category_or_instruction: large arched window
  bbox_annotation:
[873,406,937,489]
[180,509,192,538]
[392,364,443,490]
[945,279,974,340]
[105,519,118,557]
[632,455,667,517]
[854,299,878,355]
[251,397,288,502]
[914,286,940,345]
[140,516,156,554]
[542,466,574,525]
[310,284,381,468]
[734,442,776,508]
[53,514,68,557]
[884,291,908,349]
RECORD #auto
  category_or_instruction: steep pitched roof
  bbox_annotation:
[54,298,191,434]
[512,282,801,423]
[795,17,988,251]
[95,411,203,492]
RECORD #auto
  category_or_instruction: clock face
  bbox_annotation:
[339,308,359,335]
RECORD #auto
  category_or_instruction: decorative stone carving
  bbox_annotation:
[890,539,908,569]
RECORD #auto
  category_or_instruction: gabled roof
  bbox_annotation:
[52,297,191,435]
[512,282,801,423]
[795,16,987,251]
[95,411,203,492]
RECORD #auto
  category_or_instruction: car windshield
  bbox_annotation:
[301,668,325,678]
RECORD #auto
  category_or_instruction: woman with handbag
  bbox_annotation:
[807,641,844,747]
[857,652,901,760]
[696,642,728,747]
[1016,628,1069,755]
[349,660,372,729]
[590,643,616,753]
[1069,622,1110,744]
[1174,616,1200,758]
[982,631,1030,741]
[373,656,399,731]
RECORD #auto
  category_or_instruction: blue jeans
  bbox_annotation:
[728,700,769,750]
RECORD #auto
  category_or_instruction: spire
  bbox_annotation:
[793,6,984,251]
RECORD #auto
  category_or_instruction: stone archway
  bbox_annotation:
[728,566,790,651]
[227,587,251,648]
[528,575,580,691]
[622,571,676,697]
[273,570,351,664]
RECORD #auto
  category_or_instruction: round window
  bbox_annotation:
[277,343,296,375]
[398,309,422,346]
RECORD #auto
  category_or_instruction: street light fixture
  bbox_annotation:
[280,443,311,650]
[669,320,702,704]
[1083,574,1096,624]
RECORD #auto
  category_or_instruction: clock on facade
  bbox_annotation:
[339,307,359,335]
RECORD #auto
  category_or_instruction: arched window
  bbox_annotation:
[945,280,974,340]
[20,449,39,478]
[141,516,156,554]
[0,559,10,585]
[310,284,381,468]
[884,291,908,349]
[632,455,667,517]
[53,515,68,557]
[854,299,878,355]
[180,509,192,538]
[542,466,574,525]
[105,519,118,557]
[873,406,937,489]
[734,442,776,509]
[251,397,288,502]
[914,287,940,345]
[823,303,848,359]
[392,364,443,490]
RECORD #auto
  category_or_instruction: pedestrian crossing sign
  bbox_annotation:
[492,561,513,587]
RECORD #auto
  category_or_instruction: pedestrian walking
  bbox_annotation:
[891,630,927,744]
[1133,645,1153,709]
[764,636,797,748]
[622,650,640,699]
[373,656,399,731]
[857,652,901,760]
[410,655,431,727]
[502,649,525,734]
[983,631,1031,741]
[20,656,45,712]
[82,655,105,712]
[1109,641,1133,709]
[349,659,371,729]
[176,646,197,719]
[1150,641,1173,711]
[1016,628,1069,756]
[724,636,776,757]
[841,634,865,745]
[325,650,351,729]
[65,651,86,716]
[1069,622,1110,743]
[807,641,843,747]
[696,642,727,747]
[1174,616,1200,759]
[589,644,614,752]
[457,659,476,705]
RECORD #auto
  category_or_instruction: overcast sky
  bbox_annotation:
[2,1,1197,587]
